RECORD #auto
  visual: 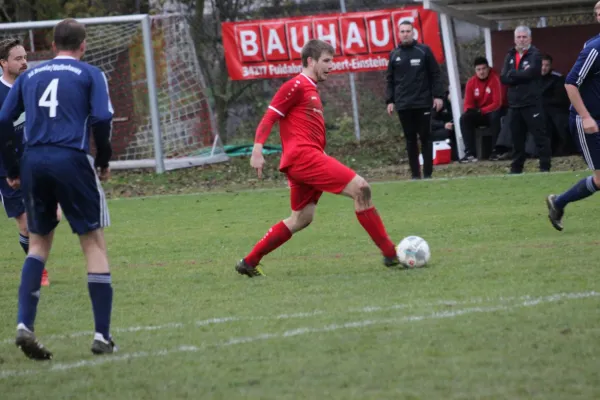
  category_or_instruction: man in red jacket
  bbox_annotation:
[459,57,507,162]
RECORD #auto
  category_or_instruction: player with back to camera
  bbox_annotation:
[235,39,401,277]
[546,1,600,230]
[0,18,116,360]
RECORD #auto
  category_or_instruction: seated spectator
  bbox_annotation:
[459,57,508,163]
[540,54,574,156]
[431,90,458,160]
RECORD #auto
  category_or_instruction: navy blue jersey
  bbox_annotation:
[0,77,25,177]
[566,35,600,119]
[0,56,113,166]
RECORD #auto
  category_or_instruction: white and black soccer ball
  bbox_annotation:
[396,236,430,268]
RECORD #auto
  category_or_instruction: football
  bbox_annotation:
[396,236,430,268]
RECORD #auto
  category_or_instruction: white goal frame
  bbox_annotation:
[0,14,227,173]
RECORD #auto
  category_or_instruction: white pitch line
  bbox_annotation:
[2,291,598,346]
[1,291,597,380]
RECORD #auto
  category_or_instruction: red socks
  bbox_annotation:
[245,221,293,267]
[356,207,397,258]
[245,208,394,266]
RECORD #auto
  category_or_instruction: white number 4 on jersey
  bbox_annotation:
[39,78,59,118]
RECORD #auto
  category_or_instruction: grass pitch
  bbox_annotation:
[1,171,599,399]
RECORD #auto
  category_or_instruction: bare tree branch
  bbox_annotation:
[0,5,13,22]
[230,81,256,102]
[178,0,285,142]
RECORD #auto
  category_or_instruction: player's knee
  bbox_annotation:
[28,241,51,262]
[356,179,371,202]
[298,218,312,230]
[15,215,28,236]
[286,214,312,233]
[296,213,314,230]
[18,223,28,236]
[593,172,600,188]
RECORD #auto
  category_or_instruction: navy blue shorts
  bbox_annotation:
[0,178,25,218]
[20,146,110,236]
[570,115,600,170]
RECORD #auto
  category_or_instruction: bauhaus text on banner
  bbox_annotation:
[222,6,443,81]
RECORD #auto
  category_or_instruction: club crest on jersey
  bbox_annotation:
[410,59,421,66]
[486,87,491,94]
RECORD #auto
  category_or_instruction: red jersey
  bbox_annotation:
[255,73,326,170]
[463,69,505,115]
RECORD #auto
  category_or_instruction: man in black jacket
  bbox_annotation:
[500,25,552,173]
[540,54,573,155]
[386,20,444,179]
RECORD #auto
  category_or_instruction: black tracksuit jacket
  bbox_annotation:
[386,41,444,110]
[500,45,543,108]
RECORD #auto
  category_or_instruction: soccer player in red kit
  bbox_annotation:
[235,40,400,277]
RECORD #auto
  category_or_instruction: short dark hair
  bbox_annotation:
[542,54,553,63]
[54,18,86,51]
[0,38,22,61]
[473,56,489,67]
[301,39,334,67]
[399,20,414,29]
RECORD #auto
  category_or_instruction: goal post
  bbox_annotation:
[0,14,228,173]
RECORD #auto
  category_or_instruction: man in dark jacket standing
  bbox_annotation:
[540,54,573,155]
[500,25,551,173]
[386,20,444,179]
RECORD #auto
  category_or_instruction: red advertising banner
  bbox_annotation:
[222,6,443,81]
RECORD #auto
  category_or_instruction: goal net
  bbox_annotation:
[0,14,227,171]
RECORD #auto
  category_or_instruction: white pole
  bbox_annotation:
[141,15,166,173]
[339,0,361,142]
[28,29,35,52]
[439,13,465,159]
[484,27,493,67]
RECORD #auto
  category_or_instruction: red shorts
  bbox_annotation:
[284,151,356,211]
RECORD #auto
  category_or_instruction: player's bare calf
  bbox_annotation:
[283,203,316,233]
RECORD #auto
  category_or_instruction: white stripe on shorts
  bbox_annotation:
[576,115,595,170]
[87,155,110,228]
